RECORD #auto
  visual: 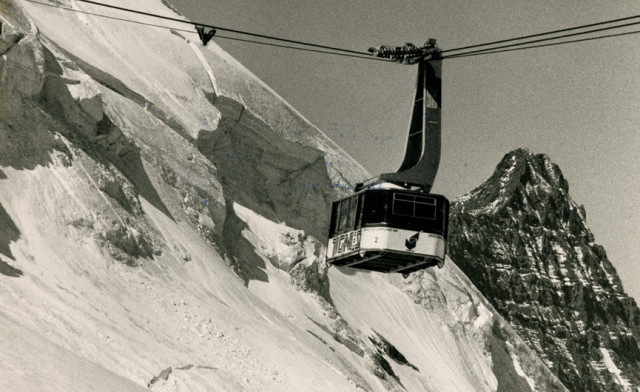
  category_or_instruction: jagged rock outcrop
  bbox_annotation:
[449,148,640,391]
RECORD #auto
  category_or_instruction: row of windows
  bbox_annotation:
[330,191,446,236]
[336,195,359,234]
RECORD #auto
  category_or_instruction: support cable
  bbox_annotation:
[442,19,640,58]
[443,13,640,53]
[74,0,370,56]
[442,28,640,59]
[22,0,392,62]
[22,0,640,63]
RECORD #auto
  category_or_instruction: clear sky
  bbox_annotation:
[169,0,640,300]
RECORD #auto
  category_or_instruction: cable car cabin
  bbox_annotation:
[327,41,448,275]
[327,187,449,274]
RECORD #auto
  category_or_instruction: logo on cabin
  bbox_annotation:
[331,230,361,257]
[405,232,419,250]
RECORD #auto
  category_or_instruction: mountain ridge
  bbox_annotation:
[450,148,640,391]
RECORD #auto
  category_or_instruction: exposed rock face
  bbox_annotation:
[449,148,640,392]
[0,1,44,122]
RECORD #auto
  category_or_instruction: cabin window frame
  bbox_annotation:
[331,191,449,238]
[391,193,437,220]
[361,190,388,226]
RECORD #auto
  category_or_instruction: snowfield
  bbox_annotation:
[1,0,567,390]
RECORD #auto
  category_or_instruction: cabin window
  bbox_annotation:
[331,196,363,235]
[415,196,437,219]
[392,193,436,220]
[362,191,387,224]
[346,196,357,229]
[329,202,339,236]
[355,193,365,228]
[393,193,414,217]
[337,199,349,233]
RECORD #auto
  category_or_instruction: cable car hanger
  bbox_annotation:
[357,39,442,193]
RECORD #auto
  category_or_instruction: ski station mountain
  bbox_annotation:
[0,0,627,391]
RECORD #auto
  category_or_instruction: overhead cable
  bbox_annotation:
[442,19,640,58]
[443,29,640,59]
[212,35,392,62]
[74,0,371,56]
[23,0,391,62]
[443,13,640,53]
[23,0,640,63]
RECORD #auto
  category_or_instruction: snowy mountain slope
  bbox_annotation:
[0,310,149,392]
[2,0,567,390]
[449,149,640,392]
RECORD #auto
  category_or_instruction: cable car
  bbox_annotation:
[327,186,449,273]
[327,39,450,274]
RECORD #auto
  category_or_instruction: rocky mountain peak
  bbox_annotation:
[449,149,640,392]
[455,148,571,218]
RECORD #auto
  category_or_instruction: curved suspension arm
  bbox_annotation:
[380,58,442,192]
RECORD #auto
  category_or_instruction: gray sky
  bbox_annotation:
[170,0,640,300]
